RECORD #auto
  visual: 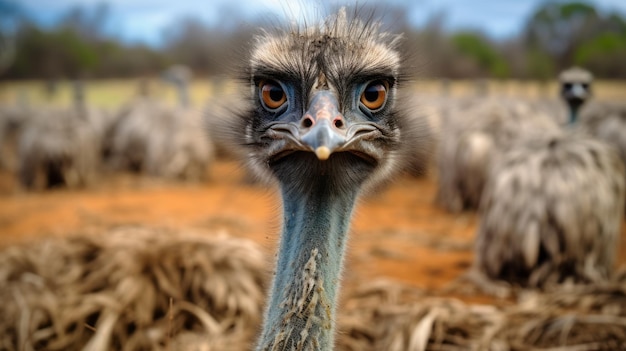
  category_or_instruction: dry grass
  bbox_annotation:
[0,78,235,109]
[0,226,268,351]
[2,79,626,110]
[1,227,625,350]
[337,277,626,351]
[410,79,626,102]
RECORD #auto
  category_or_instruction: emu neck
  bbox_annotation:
[568,102,582,125]
[256,178,358,351]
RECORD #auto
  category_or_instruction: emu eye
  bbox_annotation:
[259,80,287,110]
[360,81,389,111]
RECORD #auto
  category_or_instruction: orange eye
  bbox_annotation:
[260,80,287,110]
[360,81,389,111]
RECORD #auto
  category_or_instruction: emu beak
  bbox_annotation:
[570,83,587,99]
[300,91,346,161]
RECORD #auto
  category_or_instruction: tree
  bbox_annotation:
[451,32,509,78]
[575,32,626,77]
[522,1,626,75]
[0,0,22,75]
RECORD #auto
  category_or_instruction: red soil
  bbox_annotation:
[0,160,624,300]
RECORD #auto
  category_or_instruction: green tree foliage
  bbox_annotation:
[571,12,626,77]
[2,1,626,80]
[523,1,626,77]
[10,24,98,79]
[525,49,555,81]
[525,2,599,65]
[451,32,509,78]
[3,3,166,79]
[0,0,19,74]
[574,32,626,77]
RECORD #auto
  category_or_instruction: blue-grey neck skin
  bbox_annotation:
[569,104,580,125]
[256,176,359,351]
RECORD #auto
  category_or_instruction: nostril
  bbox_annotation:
[333,118,344,129]
[301,117,314,128]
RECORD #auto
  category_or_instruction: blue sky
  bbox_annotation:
[10,0,626,46]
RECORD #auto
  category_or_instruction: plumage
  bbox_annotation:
[581,102,626,169]
[579,99,626,215]
[476,129,625,286]
[435,98,559,212]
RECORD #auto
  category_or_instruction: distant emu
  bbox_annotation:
[474,68,626,287]
[18,81,104,189]
[108,71,214,180]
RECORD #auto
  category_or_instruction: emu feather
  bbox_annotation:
[476,130,625,286]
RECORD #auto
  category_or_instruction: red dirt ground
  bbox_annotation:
[1,160,625,300]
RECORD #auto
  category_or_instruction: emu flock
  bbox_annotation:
[0,65,214,190]
[1,8,626,351]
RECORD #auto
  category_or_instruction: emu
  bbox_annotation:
[17,81,104,189]
[226,9,429,350]
[434,67,601,213]
[107,80,166,173]
[109,72,213,180]
[474,68,626,287]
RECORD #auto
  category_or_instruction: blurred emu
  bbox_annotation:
[435,99,558,212]
[474,67,626,287]
[108,68,214,180]
[17,81,105,189]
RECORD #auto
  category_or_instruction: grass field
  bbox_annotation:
[1,78,625,109]
[0,78,222,108]
[1,77,626,350]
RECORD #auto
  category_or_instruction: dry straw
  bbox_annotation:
[1,227,625,350]
[337,277,626,351]
[0,226,268,351]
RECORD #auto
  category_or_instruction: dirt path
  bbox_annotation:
[1,160,624,296]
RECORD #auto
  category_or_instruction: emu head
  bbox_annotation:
[238,9,406,194]
[559,66,593,124]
